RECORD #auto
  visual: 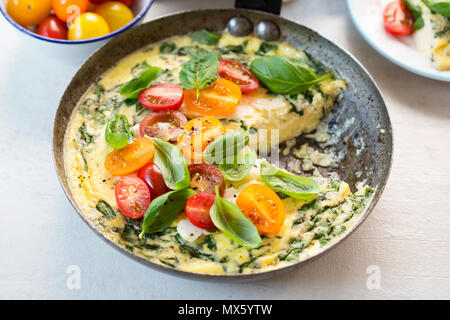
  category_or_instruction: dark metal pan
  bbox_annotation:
[52,7,393,281]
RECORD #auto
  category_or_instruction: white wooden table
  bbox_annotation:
[0,0,449,299]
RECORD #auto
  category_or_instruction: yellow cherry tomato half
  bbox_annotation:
[68,12,110,40]
[7,0,52,26]
[236,184,286,235]
[105,137,155,176]
[184,78,242,116]
[95,1,133,32]
[52,0,88,22]
[177,116,225,164]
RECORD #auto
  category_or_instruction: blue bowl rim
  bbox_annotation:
[0,0,154,44]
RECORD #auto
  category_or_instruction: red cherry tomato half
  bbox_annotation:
[139,110,187,142]
[137,163,170,199]
[218,60,259,93]
[115,175,151,219]
[383,0,414,35]
[37,16,68,40]
[185,192,217,230]
[138,83,184,111]
[188,164,226,196]
[119,0,134,5]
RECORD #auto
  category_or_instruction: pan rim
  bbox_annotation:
[52,8,393,281]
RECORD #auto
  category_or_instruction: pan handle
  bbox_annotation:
[235,0,282,15]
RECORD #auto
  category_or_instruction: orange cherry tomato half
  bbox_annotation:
[52,0,88,22]
[115,175,151,219]
[185,192,217,230]
[105,137,155,176]
[139,110,187,143]
[188,164,225,196]
[138,83,184,111]
[219,60,259,93]
[236,184,286,235]
[177,116,225,164]
[383,0,414,35]
[183,79,241,116]
[37,16,68,39]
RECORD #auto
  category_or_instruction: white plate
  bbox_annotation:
[347,0,450,82]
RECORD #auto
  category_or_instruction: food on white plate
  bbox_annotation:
[64,30,374,274]
[383,0,450,70]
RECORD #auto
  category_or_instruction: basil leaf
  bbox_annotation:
[219,41,248,54]
[96,200,116,218]
[139,189,196,237]
[260,161,321,200]
[402,0,425,30]
[177,46,208,56]
[189,29,220,45]
[250,55,332,95]
[179,52,218,99]
[119,66,163,99]
[219,151,256,182]
[203,129,249,165]
[210,187,262,249]
[255,42,278,56]
[422,0,450,18]
[160,42,176,54]
[105,114,132,150]
[150,137,190,191]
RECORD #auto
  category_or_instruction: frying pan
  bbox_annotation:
[52,1,393,281]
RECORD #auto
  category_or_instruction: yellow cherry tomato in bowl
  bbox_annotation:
[95,1,134,31]
[68,12,110,40]
[52,0,88,22]
[7,0,52,26]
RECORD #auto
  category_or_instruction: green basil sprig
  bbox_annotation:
[179,51,219,99]
[402,0,424,30]
[203,129,249,165]
[139,189,196,237]
[421,0,450,18]
[150,137,190,191]
[210,187,262,249]
[260,161,321,200]
[189,29,220,45]
[219,151,256,182]
[250,55,332,95]
[119,66,163,99]
[105,114,132,150]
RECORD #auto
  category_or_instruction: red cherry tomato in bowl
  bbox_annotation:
[137,163,170,199]
[37,16,68,40]
[90,0,108,4]
[188,164,225,196]
[383,0,414,35]
[119,0,134,5]
[185,192,217,230]
[138,83,184,111]
[218,60,259,93]
[139,110,187,142]
[115,175,151,219]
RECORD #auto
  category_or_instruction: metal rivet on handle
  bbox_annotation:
[254,20,280,41]
[226,15,253,37]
